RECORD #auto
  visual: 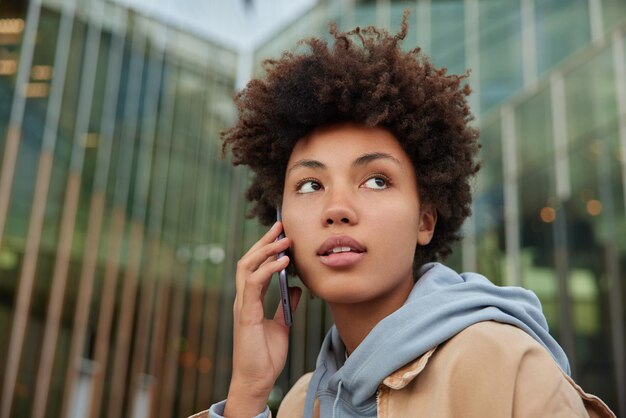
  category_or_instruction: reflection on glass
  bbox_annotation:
[0,0,624,416]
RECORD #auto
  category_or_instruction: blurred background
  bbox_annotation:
[0,0,625,417]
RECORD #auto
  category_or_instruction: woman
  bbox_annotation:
[194,13,615,418]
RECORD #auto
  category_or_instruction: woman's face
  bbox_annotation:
[281,123,436,306]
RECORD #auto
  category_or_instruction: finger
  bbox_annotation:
[237,236,290,276]
[259,260,285,301]
[246,221,284,254]
[258,252,291,301]
[234,236,291,295]
[238,256,290,324]
[260,274,272,302]
[273,286,302,326]
[235,241,290,312]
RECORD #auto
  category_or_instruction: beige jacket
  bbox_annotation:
[277,322,615,418]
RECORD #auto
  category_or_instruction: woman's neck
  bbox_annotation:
[328,277,414,355]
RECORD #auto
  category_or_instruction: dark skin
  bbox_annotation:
[222,15,480,270]
[222,14,478,417]
[225,222,301,417]
[224,123,437,417]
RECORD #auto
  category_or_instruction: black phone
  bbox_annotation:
[276,208,293,327]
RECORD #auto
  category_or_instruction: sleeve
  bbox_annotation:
[188,400,271,418]
[276,373,314,418]
[508,335,590,417]
[436,322,604,418]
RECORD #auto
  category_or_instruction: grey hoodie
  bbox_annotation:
[208,263,569,418]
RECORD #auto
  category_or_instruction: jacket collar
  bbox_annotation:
[381,346,438,390]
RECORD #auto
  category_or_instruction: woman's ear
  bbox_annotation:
[417,205,437,246]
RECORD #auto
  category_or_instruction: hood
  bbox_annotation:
[303,262,570,418]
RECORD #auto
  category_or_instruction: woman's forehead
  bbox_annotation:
[287,122,410,166]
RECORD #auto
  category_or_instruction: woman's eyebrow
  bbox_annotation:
[353,152,401,167]
[288,159,325,174]
[287,153,400,174]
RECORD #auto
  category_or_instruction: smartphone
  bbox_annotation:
[276,208,293,327]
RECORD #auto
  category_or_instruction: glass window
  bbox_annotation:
[478,0,524,112]
[475,119,505,284]
[516,87,554,172]
[535,0,591,76]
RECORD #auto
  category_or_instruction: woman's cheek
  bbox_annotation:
[289,242,314,287]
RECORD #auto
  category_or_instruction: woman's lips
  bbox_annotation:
[316,235,366,268]
[318,251,365,267]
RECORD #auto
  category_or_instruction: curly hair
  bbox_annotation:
[222,11,480,267]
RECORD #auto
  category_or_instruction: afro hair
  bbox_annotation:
[223,11,481,268]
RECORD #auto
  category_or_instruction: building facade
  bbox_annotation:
[0,0,624,417]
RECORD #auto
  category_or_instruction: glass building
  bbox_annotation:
[0,0,624,417]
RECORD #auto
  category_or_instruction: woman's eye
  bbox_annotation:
[362,176,389,190]
[297,180,322,193]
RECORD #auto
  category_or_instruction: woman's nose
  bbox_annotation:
[326,213,351,225]
[322,190,358,226]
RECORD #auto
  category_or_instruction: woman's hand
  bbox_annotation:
[224,221,302,418]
